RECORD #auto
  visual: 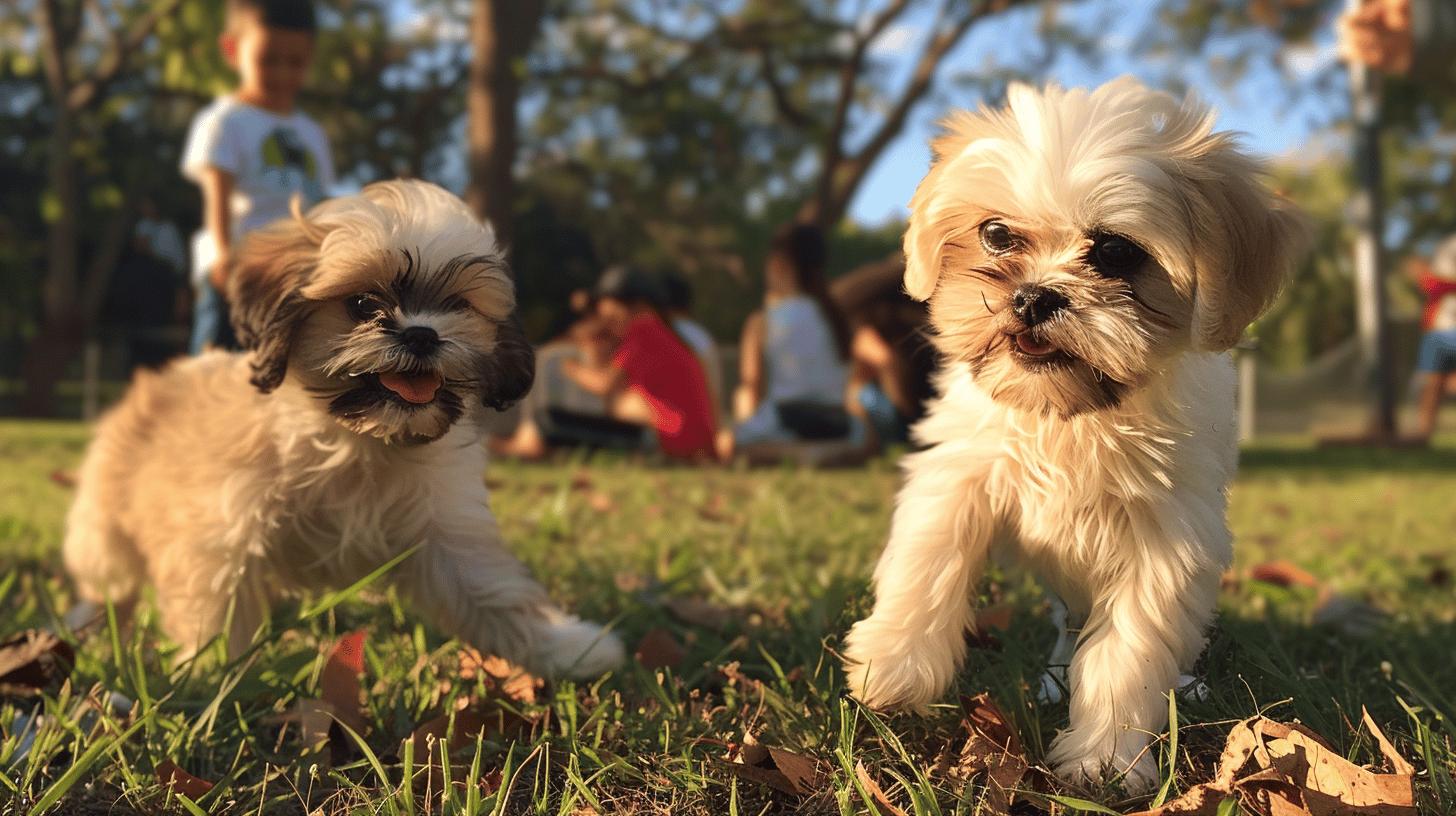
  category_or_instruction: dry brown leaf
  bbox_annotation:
[0,630,74,692]
[664,597,738,630]
[855,760,909,816]
[587,491,615,513]
[459,648,541,704]
[1360,707,1414,776]
[938,694,1027,813]
[634,627,686,670]
[977,604,1015,632]
[1261,722,1414,814]
[966,604,1015,650]
[724,735,826,796]
[1129,716,1415,816]
[321,631,367,735]
[1250,561,1322,589]
[156,759,214,799]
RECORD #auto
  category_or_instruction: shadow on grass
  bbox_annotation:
[1239,444,1456,474]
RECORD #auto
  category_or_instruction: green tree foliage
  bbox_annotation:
[0,0,469,411]
[516,0,1053,340]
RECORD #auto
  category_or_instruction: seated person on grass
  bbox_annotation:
[557,266,718,463]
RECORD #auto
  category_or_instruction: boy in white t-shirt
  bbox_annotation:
[181,0,334,353]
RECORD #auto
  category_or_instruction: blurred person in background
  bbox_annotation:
[491,289,647,459]
[1339,0,1456,440]
[661,271,726,428]
[562,266,718,462]
[181,0,334,354]
[1411,237,1456,440]
[1339,0,1456,82]
[831,256,936,449]
[725,223,868,463]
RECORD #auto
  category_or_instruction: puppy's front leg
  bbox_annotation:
[843,444,996,710]
[403,530,624,680]
[1047,560,1218,792]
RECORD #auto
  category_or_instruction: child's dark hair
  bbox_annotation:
[661,272,694,313]
[769,223,851,360]
[227,0,318,33]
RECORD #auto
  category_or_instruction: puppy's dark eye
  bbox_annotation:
[443,295,471,312]
[980,220,1017,255]
[1089,234,1147,273]
[345,293,389,323]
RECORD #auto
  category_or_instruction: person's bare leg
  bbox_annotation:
[490,418,547,459]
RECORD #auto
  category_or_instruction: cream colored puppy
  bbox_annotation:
[65,180,624,678]
[843,80,1306,790]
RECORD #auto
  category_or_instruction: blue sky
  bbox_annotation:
[844,1,1347,224]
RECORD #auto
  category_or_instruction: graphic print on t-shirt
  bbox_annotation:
[260,127,324,203]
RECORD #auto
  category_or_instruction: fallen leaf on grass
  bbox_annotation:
[634,627,686,670]
[1128,716,1416,816]
[724,732,826,796]
[1249,561,1321,589]
[855,760,909,816]
[587,491,615,513]
[0,630,75,692]
[459,648,541,704]
[156,759,214,799]
[967,603,1015,650]
[320,631,367,735]
[937,693,1027,813]
[1361,707,1414,776]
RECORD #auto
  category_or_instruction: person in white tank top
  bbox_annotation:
[729,224,864,454]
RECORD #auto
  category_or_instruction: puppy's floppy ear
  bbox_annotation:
[1189,156,1310,351]
[228,204,324,392]
[903,118,979,302]
[479,315,535,410]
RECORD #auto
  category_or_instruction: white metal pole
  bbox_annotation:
[1346,0,1396,440]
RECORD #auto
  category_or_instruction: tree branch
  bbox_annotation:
[36,0,72,100]
[757,49,812,128]
[813,0,1037,224]
[813,0,911,222]
[67,0,184,112]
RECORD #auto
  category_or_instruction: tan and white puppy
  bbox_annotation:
[64,180,624,678]
[843,80,1306,789]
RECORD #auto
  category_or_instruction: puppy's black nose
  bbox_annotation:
[1010,284,1069,327]
[399,326,440,354]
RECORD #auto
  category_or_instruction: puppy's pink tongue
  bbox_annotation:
[1016,334,1057,356]
[378,372,442,404]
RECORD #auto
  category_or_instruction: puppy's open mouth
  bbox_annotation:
[368,371,444,405]
[1007,332,1073,366]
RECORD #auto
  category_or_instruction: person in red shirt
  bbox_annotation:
[1412,239,1456,440]
[563,266,718,461]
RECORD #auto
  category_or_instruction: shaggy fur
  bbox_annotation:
[842,80,1306,790]
[64,180,624,677]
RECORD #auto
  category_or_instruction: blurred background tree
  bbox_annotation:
[3,0,1455,417]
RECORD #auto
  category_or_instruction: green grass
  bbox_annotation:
[1,419,1453,814]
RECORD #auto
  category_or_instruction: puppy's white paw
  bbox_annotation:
[842,618,951,712]
[1048,732,1159,793]
[537,617,625,679]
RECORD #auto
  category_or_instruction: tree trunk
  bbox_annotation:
[466,0,544,254]
[25,0,82,417]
